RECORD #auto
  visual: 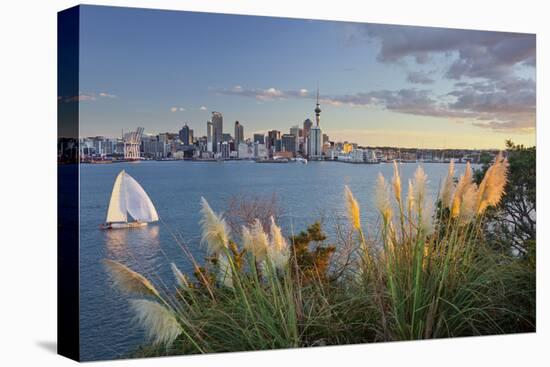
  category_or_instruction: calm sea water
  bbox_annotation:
[79,160,471,360]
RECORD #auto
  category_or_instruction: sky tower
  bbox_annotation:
[315,88,321,127]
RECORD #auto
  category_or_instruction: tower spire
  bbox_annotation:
[314,87,321,127]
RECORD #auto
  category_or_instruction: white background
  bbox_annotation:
[0,0,548,365]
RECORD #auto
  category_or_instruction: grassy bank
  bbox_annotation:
[104,155,535,357]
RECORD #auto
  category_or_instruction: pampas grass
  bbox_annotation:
[129,299,183,347]
[200,197,230,256]
[344,185,361,230]
[477,153,509,214]
[246,219,269,261]
[392,160,402,205]
[268,216,290,270]
[376,172,393,226]
[171,263,189,288]
[440,159,455,209]
[106,155,531,358]
[103,259,160,298]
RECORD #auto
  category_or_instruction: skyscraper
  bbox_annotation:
[303,118,313,156]
[289,125,301,153]
[211,112,223,153]
[267,130,281,155]
[303,119,313,139]
[281,134,297,155]
[179,124,191,145]
[234,121,244,146]
[206,120,213,152]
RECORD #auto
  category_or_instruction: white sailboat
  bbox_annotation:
[102,170,159,229]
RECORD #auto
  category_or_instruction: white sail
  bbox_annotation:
[123,173,159,222]
[105,170,159,224]
[106,171,128,223]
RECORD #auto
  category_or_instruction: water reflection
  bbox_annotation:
[104,225,161,272]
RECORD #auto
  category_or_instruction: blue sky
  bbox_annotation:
[74,5,536,149]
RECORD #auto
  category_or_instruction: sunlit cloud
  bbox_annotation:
[99,92,117,98]
[61,91,118,103]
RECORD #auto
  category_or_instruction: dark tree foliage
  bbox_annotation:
[474,140,536,257]
[289,222,336,283]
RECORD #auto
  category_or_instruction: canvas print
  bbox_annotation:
[57,5,536,361]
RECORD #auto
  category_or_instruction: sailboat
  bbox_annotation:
[102,170,159,229]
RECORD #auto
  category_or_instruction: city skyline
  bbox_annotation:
[74,5,536,149]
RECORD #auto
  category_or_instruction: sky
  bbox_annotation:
[73,5,536,149]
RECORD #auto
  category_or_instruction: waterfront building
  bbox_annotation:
[308,126,322,159]
[234,121,244,146]
[289,125,301,153]
[364,149,378,163]
[254,142,268,159]
[220,141,230,159]
[253,133,265,144]
[123,127,143,160]
[281,134,297,155]
[267,130,281,155]
[238,143,254,159]
[211,111,223,153]
[141,134,169,159]
[351,148,365,163]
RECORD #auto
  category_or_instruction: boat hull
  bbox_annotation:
[101,222,148,230]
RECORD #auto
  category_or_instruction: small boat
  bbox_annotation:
[295,157,308,164]
[102,170,159,230]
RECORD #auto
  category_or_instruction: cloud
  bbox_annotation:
[199,106,208,111]
[62,93,96,103]
[98,92,117,98]
[406,71,434,84]
[216,81,534,132]
[214,85,310,101]
[60,91,118,103]
[359,24,535,81]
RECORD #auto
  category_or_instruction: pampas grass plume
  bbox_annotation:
[200,197,230,256]
[440,160,455,209]
[392,160,402,204]
[269,216,290,270]
[375,172,393,225]
[129,299,183,347]
[103,259,160,298]
[344,185,361,230]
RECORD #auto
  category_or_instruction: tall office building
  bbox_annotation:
[303,118,313,156]
[289,125,301,153]
[267,130,281,154]
[179,124,192,145]
[206,120,213,152]
[234,121,244,146]
[281,134,297,155]
[211,111,223,153]
[303,119,313,139]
